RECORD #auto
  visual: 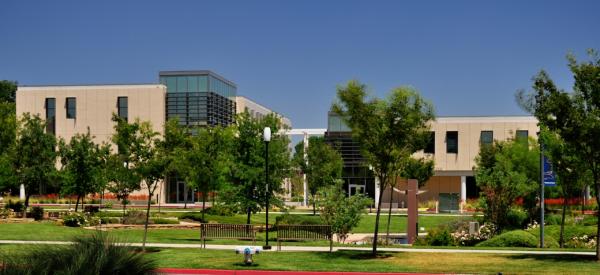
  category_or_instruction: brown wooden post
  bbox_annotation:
[407,179,418,244]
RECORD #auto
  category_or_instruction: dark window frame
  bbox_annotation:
[480,130,493,146]
[45,98,56,135]
[66,97,76,119]
[117,96,128,121]
[446,131,458,154]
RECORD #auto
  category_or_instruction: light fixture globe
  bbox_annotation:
[263,127,271,142]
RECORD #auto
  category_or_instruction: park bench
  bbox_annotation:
[276,224,333,252]
[200,223,256,248]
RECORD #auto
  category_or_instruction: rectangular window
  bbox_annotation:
[45,98,56,135]
[446,131,458,154]
[66,97,76,119]
[117,97,128,121]
[480,131,493,146]
[516,130,528,140]
[424,131,435,154]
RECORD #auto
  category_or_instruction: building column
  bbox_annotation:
[460,176,467,202]
[19,184,25,200]
[302,132,309,207]
[374,176,381,208]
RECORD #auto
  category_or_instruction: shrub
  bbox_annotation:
[203,204,236,216]
[451,223,497,246]
[545,214,562,226]
[275,213,323,226]
[178,212,205,223]
[0,208,12,219]
[123,210,146,225]
[476,230,538,248]
[421,226,454,246]
[29,206,44,221]
[506,207,528,229]
[4,200,24,213]
[100,217,121,224]
[84,205,100,214]
[63,212,99,227]
[0,233,156,274]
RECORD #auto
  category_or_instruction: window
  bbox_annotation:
[446,131,458,153]
[516,130,529,144]
[45,98,55,135]
[480,131,493,146]
[424,131,435,154]
[117,97,128,121]
[66,97,76,119]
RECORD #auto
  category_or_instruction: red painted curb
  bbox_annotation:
[155,268,448,275]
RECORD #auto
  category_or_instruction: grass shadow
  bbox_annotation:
[313,250,395,260]
[506,253,597,262]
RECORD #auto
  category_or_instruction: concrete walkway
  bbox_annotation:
[0,240,594,255]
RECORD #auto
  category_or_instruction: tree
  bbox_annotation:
[0,102,16,193]
[474,138,539,231]
[0,80,17,103]
[519,50,600,259]
[227,111,291,224]
[176,126,233,222]
[12,113,57,212]
[293,136,343,215]
[107,115,141,213]
[332,81,435,255]
[58,130,110,211]
[318,181,372,243]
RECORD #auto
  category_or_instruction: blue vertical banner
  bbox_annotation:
[543,155,557,186]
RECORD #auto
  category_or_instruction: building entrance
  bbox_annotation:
[348,184,366,196]
[167,178,196,204]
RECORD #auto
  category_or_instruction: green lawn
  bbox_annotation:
[2,244,595,274]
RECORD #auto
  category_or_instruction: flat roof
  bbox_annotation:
[18,83,166,91]
[158,70,237,88]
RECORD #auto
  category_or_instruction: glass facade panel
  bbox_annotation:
[446,131,458,153]
[45,98,56,135]
[188,76,198,93]
[166,77,176,93]
[328,113,351,132]
[66,97,76,119]
[198,76,208,92]
[117,97,128,121]
[176,76,187,92]
[480,131,493,145]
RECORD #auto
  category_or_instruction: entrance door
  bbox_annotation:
[177,181,194,203]
[349,184,366,196]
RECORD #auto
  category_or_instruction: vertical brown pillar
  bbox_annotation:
[407,179,418,244]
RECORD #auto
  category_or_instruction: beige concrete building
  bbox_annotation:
[379,116,539,210]
[235,96,292,128]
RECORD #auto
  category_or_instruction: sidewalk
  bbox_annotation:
[0,240,594,255]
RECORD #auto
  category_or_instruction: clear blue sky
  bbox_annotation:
[1,0,599,128]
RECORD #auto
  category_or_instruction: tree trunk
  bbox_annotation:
[385,182,394,245]
[559,196,567,248]
[24,193,31,216]
[75,195,81,212]
[142,191,152,250]
[313,196,317,216]
[372,177,386,256]
[246,206,252,225]
[201,192,207,223]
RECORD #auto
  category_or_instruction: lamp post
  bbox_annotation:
[263,127,272,250]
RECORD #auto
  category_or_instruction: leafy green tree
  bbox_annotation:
[401,157,434,188]
[227,111,291,224]
[12,113,57,211]
[0,102,16,193]
[293,136,343,215]
[332,81,435,255]
[474,139,539,231]
[0,80,17,103]
[318,181,372,243]
[107,115,141,213]
[58,130,110,211]
[518,50,600,258]
[176,126,233,222]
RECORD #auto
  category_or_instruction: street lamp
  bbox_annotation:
[263,127,272,250]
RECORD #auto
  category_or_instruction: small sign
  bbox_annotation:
[543,155,556,186]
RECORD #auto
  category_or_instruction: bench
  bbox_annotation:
[276,224,333,252]
[200,223,256,248]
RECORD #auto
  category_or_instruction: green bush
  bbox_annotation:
[420,226,454,246]
[178,212,205,223]
[100,217,121,224]
[123,210,146,225]
[29,206,44,221]
[203,204,236,216]
[506,207,528,229]
[84,205,100,214]
[476,230,538,248]
[63,212,100,227]
[545,214,562,226]
[275,213,323,226]
[4,200,24,213]
[581,215,597,226]
[0,233,156,274]
[152,218,179,224]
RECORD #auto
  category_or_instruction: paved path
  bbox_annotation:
[0,240,593,255]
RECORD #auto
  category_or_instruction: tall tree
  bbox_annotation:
[0,102,16,193]
[108,114,141,213]
[332,81,434,255]
[520,50,600,259]
[227,111,291,224]
[58,130,109,211]
[293,136,343,215]
[474,138,539,231]
[12,113,57,211]
[0,80,17,103]
[177,126,233,222]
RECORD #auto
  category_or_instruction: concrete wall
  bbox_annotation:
[235,96,292,128]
